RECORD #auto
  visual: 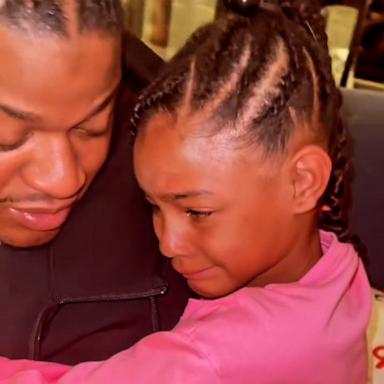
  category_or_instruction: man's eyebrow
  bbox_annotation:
[73,86,119,127]
[0,104,41,123]
[0,85,119,126]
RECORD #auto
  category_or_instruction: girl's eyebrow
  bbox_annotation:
[161,191,213,201]
[145,190,213,202]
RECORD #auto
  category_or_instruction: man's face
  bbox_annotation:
[0,27,121,247]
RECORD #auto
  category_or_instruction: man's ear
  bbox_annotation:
[289,145,332,214]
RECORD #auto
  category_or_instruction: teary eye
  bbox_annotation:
[185,209,213,218]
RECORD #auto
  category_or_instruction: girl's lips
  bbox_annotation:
[8,207,72,231]
[182,266,218,280]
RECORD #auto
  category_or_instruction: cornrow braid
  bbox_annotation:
[133,0,362,253]
[256,0,363,252]
[0,0,124,37]
[319,109,366,256]
[131,21,230,133]
[77,0,123,33]
[280,0,363,252]
[131,65,191,136]
[281,0,328,48]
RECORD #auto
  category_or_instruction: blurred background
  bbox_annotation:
[122,0,384,91]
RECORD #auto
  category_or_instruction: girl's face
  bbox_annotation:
[134,113,301,298]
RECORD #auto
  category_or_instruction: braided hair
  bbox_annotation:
[0,0,124,37]
[132,0,362,253]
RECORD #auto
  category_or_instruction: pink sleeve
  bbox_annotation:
[0,359,69,382]
[0,331,221,384]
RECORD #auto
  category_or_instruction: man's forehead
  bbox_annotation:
[0,0,67,37]
[0,36,121,130]
[0,0,124,38]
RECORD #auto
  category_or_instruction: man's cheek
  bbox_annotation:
[0,159,24,204]
[81,137,112,176]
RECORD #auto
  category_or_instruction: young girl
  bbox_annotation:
[0,0,371,383]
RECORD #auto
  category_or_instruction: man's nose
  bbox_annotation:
[22,136,86,199]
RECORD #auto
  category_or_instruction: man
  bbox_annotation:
[0,0,189,364]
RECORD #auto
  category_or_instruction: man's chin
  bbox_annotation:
[1,228,60,249]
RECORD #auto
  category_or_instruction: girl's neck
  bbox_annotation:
[250,224,322,288]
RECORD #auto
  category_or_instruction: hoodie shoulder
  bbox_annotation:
[121,31,164,94]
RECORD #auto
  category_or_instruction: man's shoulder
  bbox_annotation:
[121,32,164,95]
[113,32,164,145]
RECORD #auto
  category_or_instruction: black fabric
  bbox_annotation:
[342,88,384,290]
[0,32,190,365]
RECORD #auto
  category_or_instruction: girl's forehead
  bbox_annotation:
[136,124,234,173]
[137,112,245,165]
[140,110,236,150]
[137,110,286,169]
[134,113,279,195]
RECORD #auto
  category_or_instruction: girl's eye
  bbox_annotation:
[185,209,213,219]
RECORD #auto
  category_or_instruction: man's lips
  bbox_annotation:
[8,205,73,231]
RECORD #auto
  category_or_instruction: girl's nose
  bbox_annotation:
[154,214,192,259]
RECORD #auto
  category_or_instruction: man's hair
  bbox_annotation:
[0,0,124,37]
[132,0,362,253]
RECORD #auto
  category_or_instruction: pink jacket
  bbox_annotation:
[0,231,371,383]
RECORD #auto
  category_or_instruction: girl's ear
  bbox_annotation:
[289,145,332,214]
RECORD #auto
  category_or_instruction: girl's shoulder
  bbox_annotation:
[171,234,371,383]
[173,282,368,383]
